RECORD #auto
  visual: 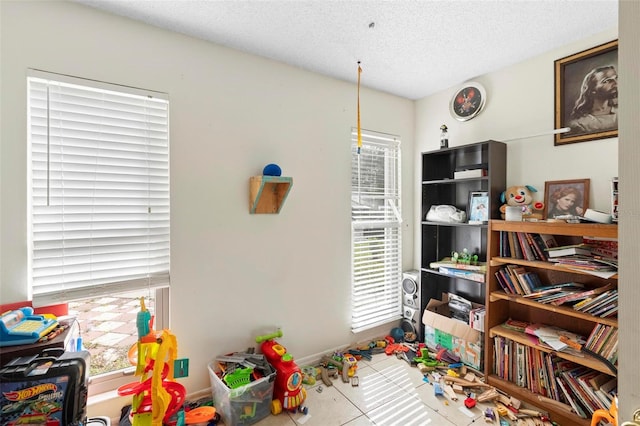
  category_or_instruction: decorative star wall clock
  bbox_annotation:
[450,81,486,121]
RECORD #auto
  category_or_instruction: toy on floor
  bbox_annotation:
[256,329,308,415]
[118,298,186,426]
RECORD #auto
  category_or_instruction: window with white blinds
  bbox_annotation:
[27,70,170,307]
[351,129,402,333]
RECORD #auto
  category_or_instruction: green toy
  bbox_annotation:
[412,348,438,367]
[223,367,253,389]
[451,248,478,264]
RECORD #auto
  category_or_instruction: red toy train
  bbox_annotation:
[256,329,308,415]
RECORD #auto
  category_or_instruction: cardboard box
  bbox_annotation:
[422,293,483,370]
[208,360,275,426]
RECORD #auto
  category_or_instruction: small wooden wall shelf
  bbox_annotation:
[249,176,293,214]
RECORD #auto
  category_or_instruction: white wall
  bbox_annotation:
[0,1,415,415]
[414,29,619,265]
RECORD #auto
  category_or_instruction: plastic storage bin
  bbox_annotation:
[208,361,275,426]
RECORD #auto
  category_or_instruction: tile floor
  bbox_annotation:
[239,353,507,426]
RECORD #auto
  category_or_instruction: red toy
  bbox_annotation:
[464,396,476,409]
[256,329,308,416]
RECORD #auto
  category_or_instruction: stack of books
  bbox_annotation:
[499,231,558,260]
[543,242,618,279]
[494,264,582,297]
[556,363,617,418]
[584,324,618,366]
[573,288,618,318]
[493,263,617,317]
[493,328,618,419]
[429,257,486,283]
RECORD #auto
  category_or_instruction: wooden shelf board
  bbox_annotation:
[249,176,292,214]
[489,291,618,327]
[489,220,618,239]
[486,375,590,426]
[489,325,616,376]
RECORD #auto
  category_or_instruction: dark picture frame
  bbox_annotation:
[543,179,590,219]
[468,191,489,224]
[554,40,618,145]
[450,81,486,122]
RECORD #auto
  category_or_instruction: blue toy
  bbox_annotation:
[434,383,444,396]
[390,327,405,342]
[263,163,282,176]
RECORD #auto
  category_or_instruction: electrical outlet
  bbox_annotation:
[174,358,189,378]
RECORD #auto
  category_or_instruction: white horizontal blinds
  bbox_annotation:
[28,71,170,307]
[351,129,402,332]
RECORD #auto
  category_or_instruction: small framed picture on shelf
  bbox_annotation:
[543,179,590,219]
[468,191,489,224]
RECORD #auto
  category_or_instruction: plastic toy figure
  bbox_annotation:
[118,298,185,426]
[256,329,308,415]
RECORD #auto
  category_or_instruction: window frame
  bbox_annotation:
[350,128,402,333]
[26,70,170,394]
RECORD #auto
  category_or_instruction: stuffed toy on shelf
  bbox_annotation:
[499,185,545,219]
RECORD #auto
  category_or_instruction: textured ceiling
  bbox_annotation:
[73,0,618,100]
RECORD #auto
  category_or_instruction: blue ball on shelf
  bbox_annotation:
[263,163,282,176]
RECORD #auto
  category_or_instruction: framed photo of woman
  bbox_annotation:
[543,179,590,219]
[468,191,489,224]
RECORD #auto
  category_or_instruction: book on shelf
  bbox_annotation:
[545,353,561,400]
[525,282,585,300]
[532,290,581,305]
[545,243,592,258]
[539,233,559,249]
[519,272,538,294]
[574,289,618,315]
[549,256,616,271]
[499,231,512,257]
[502,318,530,333]
[556,376,588,418]
[437,266,485,283]
[585,325,618,363]
[501,231,559,260]
[585,324,610,354]
[569,369,605,415]
[506,264,530,294]
[601,331,619,362]
[503,265,526,295]
[507,231,523,259]
[516,342,527,388]
[429,257,487,272]
[530,233,550,260]
[560,370,595,416]
[516,232,536,261]
[524,323,584,352]
[548,283,614,306]
[591,298,619,318]
[594,389,613,410]
[583,236,618,259]
[495,269,515,294]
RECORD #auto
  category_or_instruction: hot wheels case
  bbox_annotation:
[0,349,90,426]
